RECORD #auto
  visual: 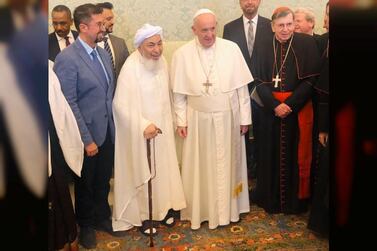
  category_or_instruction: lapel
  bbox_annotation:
[109,34,119,66]
[48,33,60,61]
[235,16,250,61]
[254,15,267,50]
[73,41,109,92]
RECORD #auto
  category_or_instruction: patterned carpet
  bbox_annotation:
[84,204,328,250]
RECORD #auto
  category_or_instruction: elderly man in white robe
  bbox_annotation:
[171,9,253,230]
[112,24,186,236]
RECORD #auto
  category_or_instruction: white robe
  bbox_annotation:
[171,38,252,229]
[112,51,186,231]
[48,60,84,177]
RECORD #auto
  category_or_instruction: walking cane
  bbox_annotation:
[146,128,162,247]
[146,138,154,247]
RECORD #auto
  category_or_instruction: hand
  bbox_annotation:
[274,103,292,118]
[240,125,249,135]
[144,123,161,139]
[319,132,329,147]
[177,126,187,138]
[85,142,98,157]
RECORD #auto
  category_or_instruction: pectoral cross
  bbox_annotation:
[273,74,281,88]
[203,80,213,94]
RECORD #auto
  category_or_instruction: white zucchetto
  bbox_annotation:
[192,8,215,21]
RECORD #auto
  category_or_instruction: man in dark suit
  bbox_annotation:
[48,5,78,61]
[53,4,125,249]
[96,2,129,83]
[223,0,273,182]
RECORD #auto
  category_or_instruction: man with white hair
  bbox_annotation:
[171,9,252,230]
[112,23,186,236]
[294,7,317,36]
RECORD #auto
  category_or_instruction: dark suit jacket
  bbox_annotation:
[48,30,79,61]
[0,7,15,42]
[54,39,115,147]
[108,34,129,82]
[223,15,273,89]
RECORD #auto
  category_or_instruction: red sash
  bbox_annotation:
[273,92,313,199]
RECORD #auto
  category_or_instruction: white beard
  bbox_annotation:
[139,54,163,73]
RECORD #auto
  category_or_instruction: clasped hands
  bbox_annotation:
[274,103,292,118]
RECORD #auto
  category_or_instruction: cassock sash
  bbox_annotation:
[187,93,231,112]
[273,91,313,199]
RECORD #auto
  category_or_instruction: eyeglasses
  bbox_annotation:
[83,21,105,29]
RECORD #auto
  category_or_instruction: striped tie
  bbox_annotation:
[104,37,115,71]
[64,36,71,47]
[247,20,254,57]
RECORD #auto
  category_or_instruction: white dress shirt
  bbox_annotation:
[243,15,259,48]
[55,30,75,51]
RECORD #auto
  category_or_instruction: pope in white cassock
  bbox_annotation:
[112,24,186,235]
[171,9,253,230]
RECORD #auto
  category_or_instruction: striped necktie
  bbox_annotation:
[64,36,70,47]
[103,37,115,70]
[247,20,254,57]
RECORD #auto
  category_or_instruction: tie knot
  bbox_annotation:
[103,36,108,43]
[91,49,98,58]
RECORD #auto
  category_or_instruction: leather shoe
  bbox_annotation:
[79,226,96,249]
[94,219,127,237]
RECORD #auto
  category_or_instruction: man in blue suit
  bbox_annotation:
[53,3,124,249]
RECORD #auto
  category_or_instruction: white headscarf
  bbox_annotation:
[134,23,163,48]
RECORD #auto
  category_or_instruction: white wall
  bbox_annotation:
[48,0,328,51]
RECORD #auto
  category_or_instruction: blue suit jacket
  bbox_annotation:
[53,39,115,147]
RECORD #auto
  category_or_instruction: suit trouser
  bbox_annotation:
[74,128,114,227]
[246,99,261,178]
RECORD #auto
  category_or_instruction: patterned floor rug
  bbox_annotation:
[84,204,328,250]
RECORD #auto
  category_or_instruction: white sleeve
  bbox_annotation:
[237,85,251,126]
[173,93,187,127]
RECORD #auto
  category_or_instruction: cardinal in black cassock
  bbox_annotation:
[250,7,320,214]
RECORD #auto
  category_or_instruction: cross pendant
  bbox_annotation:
[203,80,213,94]
[273,74,281,88]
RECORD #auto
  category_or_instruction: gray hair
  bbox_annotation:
[294,7,315,28]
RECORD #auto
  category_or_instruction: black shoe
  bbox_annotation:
[139,220,158,237]
[94,219,127,237]
[79,226,96,249]
[160,209,176,227]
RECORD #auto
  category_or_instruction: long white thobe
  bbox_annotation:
[112,51,186,231]
[171,38,253,230]
[48,60,83,177]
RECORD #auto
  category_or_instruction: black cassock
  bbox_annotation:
[308,32,329,236]
[251,32,320,214]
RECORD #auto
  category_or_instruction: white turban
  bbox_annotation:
[134,23,163,48]
[193,8,215,21]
